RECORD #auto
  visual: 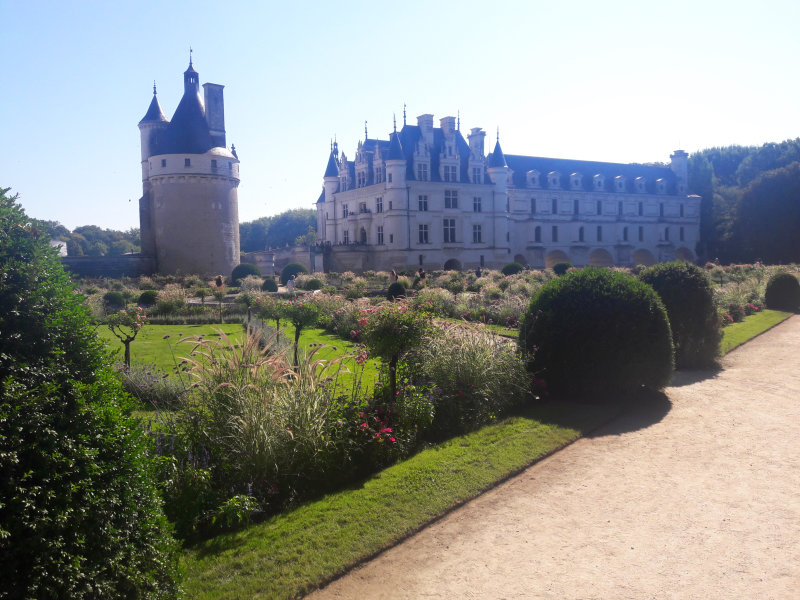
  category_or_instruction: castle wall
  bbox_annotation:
[62,255,156,278]
[150,176,240,276]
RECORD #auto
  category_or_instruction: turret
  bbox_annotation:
[385,131,406,188]
[670,149,689,195]
[323,143,340,201]
[487,137,510,248]
[138,83,168,162]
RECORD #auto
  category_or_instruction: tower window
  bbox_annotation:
[184,158,191,167]
[211,159,217,169]
[161,159,167,167]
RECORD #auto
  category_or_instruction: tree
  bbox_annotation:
[106,306,148,368]
[284,299,320,366]
[0,187,179,598]
[239,209,316,252]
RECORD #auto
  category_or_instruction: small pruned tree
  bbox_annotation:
[213,287,227,324]
[362,302,431,399]
[255,296,287,341]
[106,306,148,368]
[284,299,320,366]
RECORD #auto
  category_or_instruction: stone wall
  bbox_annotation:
[62,255,156,278]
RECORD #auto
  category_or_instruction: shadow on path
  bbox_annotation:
[669,365,722,387]
[587,388,672,438]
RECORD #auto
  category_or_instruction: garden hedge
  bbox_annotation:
[281,262,309,284]
[764,272,800,311]
[231,262,261,285]
[519,267,674,398]
[501,262,524,276]
[639,261,721,368]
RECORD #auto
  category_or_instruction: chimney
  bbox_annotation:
[203,83,226,148]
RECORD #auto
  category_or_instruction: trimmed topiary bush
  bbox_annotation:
[387,281,406,300]
[231,262,261,285]
[764,272,800,311]
[552,261,572,276]
[261,277,279,292]
[501,262,524,276]
[138,289,159,307]
[305,278,323,291]
[280,262,309,284]
[519,267,674,398]
[639,261,721,369]
[102,290,125,307]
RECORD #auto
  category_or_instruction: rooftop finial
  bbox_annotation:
[393,113,397,133]
[153,80,157,95]
[457,110,460,131]
[365,120,368,141]
[403,103,407,126]
[496,126,500,143]
[189,46,193,66]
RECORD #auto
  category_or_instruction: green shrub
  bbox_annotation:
[764,272,800,311]
[501,262,524,276]
[281,262,309,284]
[552,261,572,276]
[639,261,721,368]
[387,281,406,300]
[305,278,324,290]
[120,363,186,410]
[519,267,674,398]
[0,188,179,598]
[139,289,159,306]
[261,277,279,292]
[103,290,125,307]
[231,262,261,284]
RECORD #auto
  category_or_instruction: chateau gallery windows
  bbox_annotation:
[444,190,458,209]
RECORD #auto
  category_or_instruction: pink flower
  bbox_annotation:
[380,427,392,433]
[359,422,367,428]
[390,437,396,442]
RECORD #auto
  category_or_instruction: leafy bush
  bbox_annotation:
[639,261,721,368]
[764,272,800,311]
[305,278,324,290]
[155,284,187,314]
[344,277,368,299]
[0,187,179,598]
[281,262,309,284]
[552,261,572,276]
[520,267,674,398]
[387,281,406,300]
[139,289,159,306]
[239,275,264,292]
[231,262,261,284]
[103,290,125,307]
[262,277,279,292]
[501,262,524,276]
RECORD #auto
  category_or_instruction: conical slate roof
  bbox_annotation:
[140,93,167,124]
[488,140,507,168]
[324,150,339,177]
[387,131,404,160]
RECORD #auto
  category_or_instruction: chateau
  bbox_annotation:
[138,59,240,275]
[315,114,700,272]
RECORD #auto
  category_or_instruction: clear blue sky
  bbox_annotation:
[2,0,799,231]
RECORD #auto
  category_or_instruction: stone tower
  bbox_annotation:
[138,58,240,276]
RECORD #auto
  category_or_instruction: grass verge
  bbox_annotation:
[720,309,793,355]
[180,401,613,600]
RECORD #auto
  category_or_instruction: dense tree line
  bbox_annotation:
[689,138,800,263]
[239,208,316,252]
[34,218,141,257]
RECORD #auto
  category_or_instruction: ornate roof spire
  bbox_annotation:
[153,80,157,95]
[189,46,193,67]
[403,103,407,126]
[393,113,397,133]
[364,120,368,140]
[457,110,460,131]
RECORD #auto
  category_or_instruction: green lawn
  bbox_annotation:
[720,309,794,355]
[180,401,614,600]
[98,323,381,390]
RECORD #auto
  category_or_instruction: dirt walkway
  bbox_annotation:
[308,316,800,599]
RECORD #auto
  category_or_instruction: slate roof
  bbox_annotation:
[324,151,339,177]
[139,93,167,124]
[488,140,507,168]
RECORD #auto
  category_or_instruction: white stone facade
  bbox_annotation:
[315,114,700,272]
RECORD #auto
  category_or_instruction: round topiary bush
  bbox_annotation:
[552,262,572,276]
[765,272,800,311]
[520,267,674,398]
[280,262,309,284]
[638,261,721,369]
[231,262,261,285]
[501,262,524,276]
[102,290,125,307]
[304,278,323,291]
[387,281,406,300]
[261,278,279,292]
[138,289,159,307]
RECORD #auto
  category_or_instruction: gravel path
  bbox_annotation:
[308,316,800,599]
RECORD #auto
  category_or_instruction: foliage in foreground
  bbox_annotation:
[764,271,800,312]
[0,187,179,599]
[639,261,721,368]
[520,267,674,398]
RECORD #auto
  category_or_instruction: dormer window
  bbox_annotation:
[615,176,625,192]
[570,173,582,190]
[593,174,605,190]
[656,178,667,194]
[527,170,540,188]
[416,162,429,181]
[443,165,458,182]
[472,167,482,184]
[635,177,646,193]
[548,171,560,187]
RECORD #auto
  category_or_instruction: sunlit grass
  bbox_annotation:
[720,309,793,355]
[180,401,613,600]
